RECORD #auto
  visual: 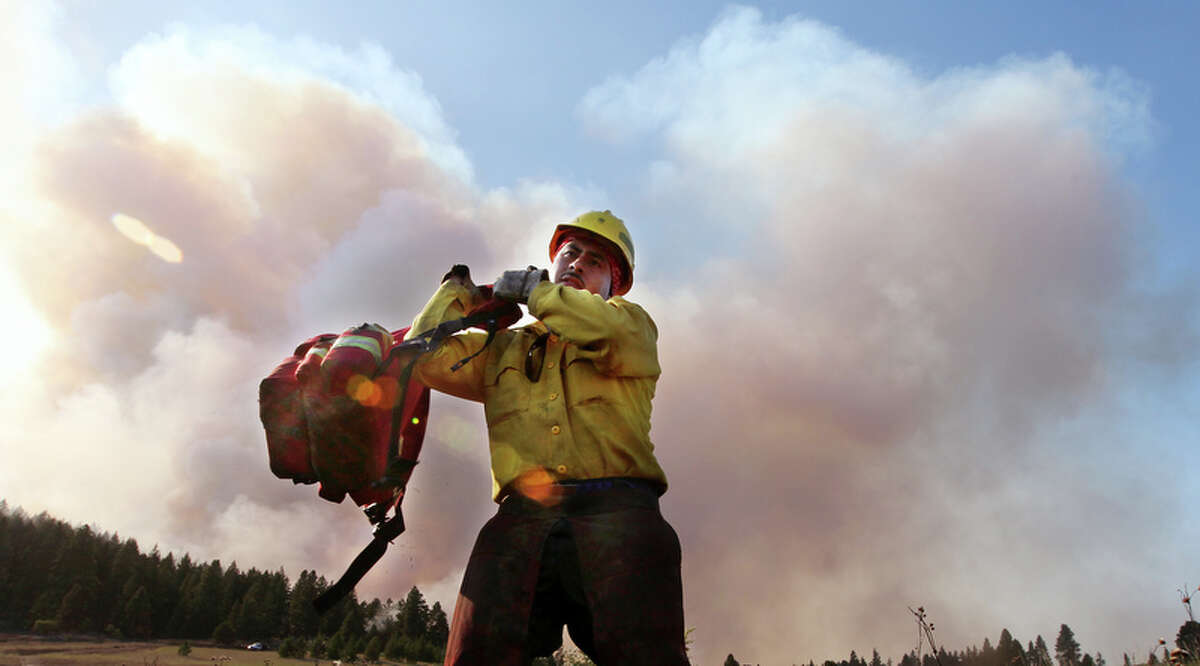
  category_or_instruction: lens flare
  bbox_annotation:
[347,374,382,407]
[110,212,184,263]
[147,235,183,263]
[111,212,153,245]
[346,374,400,408]
[511,468,561,506]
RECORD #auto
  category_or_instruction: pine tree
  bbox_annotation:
[363,635,384,663]
[309,633,328,658]
[399,586,429,639]
[277,636,304,658]
[150,551,178,636]
[326,631,345,660]
[414,636,438,662]
[212,619,236,645]
[218,561,242,627]
[57,526,100,596]
[105,537,141,628]
[362,598,383,635]
[264,569,289,637]
[234,580,267,639]
[725,655,741,666]
[338,600,366,640]
[286,570,314,637]
[1035,636,1054,666]
[167,563,198,636]
[980,637,999,666]
[340,634,363,662]
[0,503,11,622]
[427,601,450,647]
[21,514,70,625]
[1055,625,1081,666]
[46,526,102,631]
[122,586,154,638]
[182,560,224,638]
[56,582,96,631]
[998,629,1025,666]
[384,631,403,660]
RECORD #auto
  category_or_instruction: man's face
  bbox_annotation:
[551,235,614,298]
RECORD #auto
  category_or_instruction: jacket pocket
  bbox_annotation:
[484,361,529,428]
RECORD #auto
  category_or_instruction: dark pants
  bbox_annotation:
[443,485,689,665]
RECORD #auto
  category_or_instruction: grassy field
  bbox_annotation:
[0,634,437,666]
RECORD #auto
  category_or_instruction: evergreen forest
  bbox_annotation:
[0,501,448,663]
[2,500,1197,666]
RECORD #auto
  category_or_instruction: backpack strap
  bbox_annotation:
[312,509,405,614]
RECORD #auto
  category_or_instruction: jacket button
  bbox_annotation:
[547,361,555,369]
[551,425,561,435]
[548,392,558,401]
[556,464,567,474]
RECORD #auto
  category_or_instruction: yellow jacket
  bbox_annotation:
[406,280,667,501]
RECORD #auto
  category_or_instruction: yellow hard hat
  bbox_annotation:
[549,210,635,295]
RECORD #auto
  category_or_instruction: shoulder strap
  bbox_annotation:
[312,510,405,614]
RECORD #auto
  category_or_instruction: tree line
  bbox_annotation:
[5,500,1196,666]
[725,620,1200,666]
[0,500,449,663]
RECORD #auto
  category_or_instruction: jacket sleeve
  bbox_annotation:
[526,282,660,378]
[402,281,488,402]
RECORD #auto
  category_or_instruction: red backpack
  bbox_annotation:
[259,325,429,509]
[258,277,520,611]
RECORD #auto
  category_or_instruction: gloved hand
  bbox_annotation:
[442,264,475,289]
[494,266,549,304]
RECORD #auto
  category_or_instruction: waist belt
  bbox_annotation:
[499,477,662,516]
[553,477,662,495]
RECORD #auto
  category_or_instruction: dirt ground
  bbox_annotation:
[0,635,433,666]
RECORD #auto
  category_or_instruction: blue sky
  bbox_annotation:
[47,1,1199,295]
[70,3,1195,220]
[2,2,1198,664]
[59,2,1198,237]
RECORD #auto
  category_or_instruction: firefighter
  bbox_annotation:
[405,211,687,665]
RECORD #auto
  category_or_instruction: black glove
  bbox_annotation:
[494,266,548,304]
[442,264,472,286]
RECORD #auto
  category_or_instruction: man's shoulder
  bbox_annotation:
[607,294,644,309]
[606,296,658,336]
[608,294,651,313]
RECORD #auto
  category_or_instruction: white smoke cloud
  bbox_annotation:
[0,6,577,619]
[109,24,473,185]
[584,6,1187,664]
